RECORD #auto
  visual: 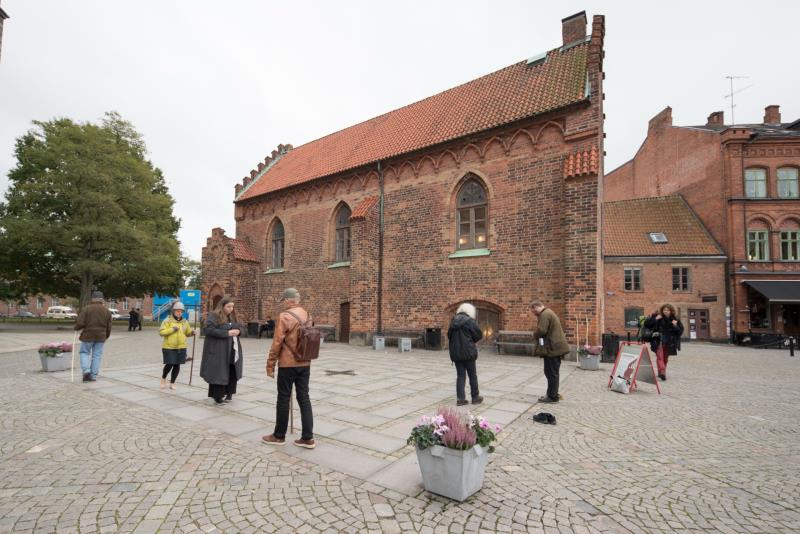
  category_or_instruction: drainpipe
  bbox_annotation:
[377,161,385,336]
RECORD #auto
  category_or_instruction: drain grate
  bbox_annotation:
[324,370,356,376]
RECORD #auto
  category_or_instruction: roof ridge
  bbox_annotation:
[604,194,681,206]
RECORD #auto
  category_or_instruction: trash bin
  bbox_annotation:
[247,321,259,337]
[601,333,620,363]
[373,336,385,351]
[425,327,442,350]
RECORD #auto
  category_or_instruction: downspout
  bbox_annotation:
[377,161,385,336]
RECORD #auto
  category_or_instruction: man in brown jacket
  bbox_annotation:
[74,291,113,382]
[531,300,570,403]
[262,288,315,449]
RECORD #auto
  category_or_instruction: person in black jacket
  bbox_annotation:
[200,297,244,404]
[447,303,484,406]
[644,303,684,381]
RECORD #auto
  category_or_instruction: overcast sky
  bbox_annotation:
[1,1,798,261]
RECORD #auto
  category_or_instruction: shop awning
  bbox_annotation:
[743,280,800,302]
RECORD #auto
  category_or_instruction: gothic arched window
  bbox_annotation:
[271,220,285,268]
[456,177,488,249]
[335,205,351,262]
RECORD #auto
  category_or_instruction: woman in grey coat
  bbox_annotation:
[200,296,244,405]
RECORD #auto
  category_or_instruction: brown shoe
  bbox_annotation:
[294,438,316,449]
[261,434,285,446]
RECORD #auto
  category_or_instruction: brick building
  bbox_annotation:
[603,196,727,341]
[605,106,800,337]
[1,294,154,318]
[202,12,606,346]
[0,2,8,62]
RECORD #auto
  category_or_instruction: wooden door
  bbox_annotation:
[339,302,350,343]
[688,309,710,340]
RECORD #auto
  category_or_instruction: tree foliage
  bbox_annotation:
[181,256,202,289]
[0,112,182,308]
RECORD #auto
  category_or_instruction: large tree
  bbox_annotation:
[0,112,183,308]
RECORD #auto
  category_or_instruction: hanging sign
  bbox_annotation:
[607,342,661,394]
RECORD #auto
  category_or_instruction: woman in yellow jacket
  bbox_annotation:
[159,301,195,389]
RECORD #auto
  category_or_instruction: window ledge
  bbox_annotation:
[327,261,351,269]
[449,248,491,259]
[264,268,285,275]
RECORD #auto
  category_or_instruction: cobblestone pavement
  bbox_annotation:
[1,326,799,533]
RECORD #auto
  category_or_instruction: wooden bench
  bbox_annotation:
[381,331,425,349]
[494,330,537,356]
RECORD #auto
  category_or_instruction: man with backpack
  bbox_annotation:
[262,288,317,449]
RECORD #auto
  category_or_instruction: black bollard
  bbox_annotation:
[791,337,795,357]
[627,331,631,342]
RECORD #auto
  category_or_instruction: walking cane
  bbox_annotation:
[290,392,295,434]
[188,334,196,386]
[71,330,78,383]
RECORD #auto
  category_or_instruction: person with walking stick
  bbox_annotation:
[158,301,195,390]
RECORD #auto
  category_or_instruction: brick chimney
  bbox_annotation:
[562,11,587,47]
[706,111,724,126]
[764,105,781,125]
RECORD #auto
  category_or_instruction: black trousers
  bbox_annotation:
[162,364,180,383]
[454,360,479,401]
[543,357,561,400]
[274,367,313,441]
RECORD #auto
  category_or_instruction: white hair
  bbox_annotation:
[456,302,476,320]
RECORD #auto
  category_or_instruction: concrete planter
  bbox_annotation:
[39,353,70,372]
[578,354,600,370]
[416,444,489,501]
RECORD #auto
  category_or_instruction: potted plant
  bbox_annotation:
[577,344,602,370]
[407,407,501,501]
[38,341,72,372]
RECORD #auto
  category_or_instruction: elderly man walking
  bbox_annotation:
[531,300,569,403]
[74,291,113,382]
[262,288,315,449]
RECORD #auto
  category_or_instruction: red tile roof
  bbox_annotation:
[229,238,260,263]
[564,146,599,178]
[603,196,724,257]
[238,43,590,201]
[350,196,379,221]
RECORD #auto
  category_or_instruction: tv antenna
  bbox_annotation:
[724,75,753,125]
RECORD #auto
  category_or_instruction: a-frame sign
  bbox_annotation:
[608,342,661,394]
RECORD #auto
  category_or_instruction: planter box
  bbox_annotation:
[416,444,488,501]
[578,354,600,370]
[40,353,70,372]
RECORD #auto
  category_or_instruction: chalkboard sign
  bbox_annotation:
[608,343,661,394]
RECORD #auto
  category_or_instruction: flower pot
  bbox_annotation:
[415,444,489,501]
[39,353,69,372]
[578,354,600,370]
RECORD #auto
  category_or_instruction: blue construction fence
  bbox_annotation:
[152,289,202,323]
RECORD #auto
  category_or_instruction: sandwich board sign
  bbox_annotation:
[607,342,661,394]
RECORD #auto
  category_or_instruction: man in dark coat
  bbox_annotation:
[531,300,570,403]
[74,291,113,382]
[128,309,139,332]
[447,302,484,406]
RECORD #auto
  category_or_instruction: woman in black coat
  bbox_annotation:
[644,303,684,381]
[200,296,244,404]
[447,303,483,406]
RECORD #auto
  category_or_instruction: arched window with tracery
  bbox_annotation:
[270,220,285,269]
[335,204,351,262]
[456,176,488,250]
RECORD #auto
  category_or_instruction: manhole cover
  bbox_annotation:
[324,370,356,376]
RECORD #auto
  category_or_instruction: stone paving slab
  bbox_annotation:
[366,450,424,497]
[330,427,408,454]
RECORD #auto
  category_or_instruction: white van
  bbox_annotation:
[46,306,77,319]
[108,308,121,320]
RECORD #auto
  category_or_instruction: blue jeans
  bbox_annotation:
[80,341,105,378]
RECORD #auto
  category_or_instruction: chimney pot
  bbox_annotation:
[561,11,587,47]
[706,111,724,126]
[764,105,781,125]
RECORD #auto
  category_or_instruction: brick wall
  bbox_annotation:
[604,260,727,341]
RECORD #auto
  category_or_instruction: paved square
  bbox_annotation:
[1,324,799,532]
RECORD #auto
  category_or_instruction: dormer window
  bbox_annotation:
[649,232,668,244]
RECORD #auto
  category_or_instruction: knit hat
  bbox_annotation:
[172,301,185,311]
[280,288,300,301]
[91,291,104,300]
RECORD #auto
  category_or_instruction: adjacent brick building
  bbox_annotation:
[605,106,800,337]
[203,12,607,346]
[1,294,154,318]
[0,2,8,62]
[603,196,727,341]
